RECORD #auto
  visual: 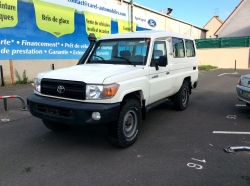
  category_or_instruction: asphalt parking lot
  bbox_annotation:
[0,69,250,186]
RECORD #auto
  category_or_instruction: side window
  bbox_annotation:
[185,40,196,57]
[150,41,167,66]
[172,38,185,58]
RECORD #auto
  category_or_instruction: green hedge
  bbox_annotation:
[195,36,250,49]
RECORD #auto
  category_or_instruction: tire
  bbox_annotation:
[173,81,189,111]
[42,120,69,131]
[108,99,142,148]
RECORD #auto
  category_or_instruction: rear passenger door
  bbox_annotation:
[148,40,171,105]
[170,37,197,90]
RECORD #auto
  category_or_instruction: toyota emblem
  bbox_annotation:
[57,85,65,93]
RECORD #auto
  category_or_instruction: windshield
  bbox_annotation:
[87,38,150,66]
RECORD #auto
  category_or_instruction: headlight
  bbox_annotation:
[34,78,41,92]
[86,84,119,99]
[86,85,103,99]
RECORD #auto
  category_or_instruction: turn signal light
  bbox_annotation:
[103,84,119,98]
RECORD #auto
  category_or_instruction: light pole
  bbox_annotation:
[131,0,134,32]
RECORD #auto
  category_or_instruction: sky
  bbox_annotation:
[133,0,241,28]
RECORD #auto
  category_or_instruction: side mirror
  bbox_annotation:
[155,64,159,71]
[153,56,167,70]
[158,56,168,67]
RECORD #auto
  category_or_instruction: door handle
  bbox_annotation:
[152,75,158,78]
[166,71,170,75]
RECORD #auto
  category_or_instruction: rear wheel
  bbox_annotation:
[108,99,141,148]
[173,81,189,111]
[42,120,69,131]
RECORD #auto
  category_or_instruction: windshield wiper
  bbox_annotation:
[92,55,107,63]
[112,56,136,66]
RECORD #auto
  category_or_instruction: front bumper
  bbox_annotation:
[27,94,120,125]
[236,85,250,104]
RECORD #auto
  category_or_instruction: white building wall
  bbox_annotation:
[132,2,206,39]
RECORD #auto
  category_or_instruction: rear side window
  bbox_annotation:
[172,38,185,58]
[185,40,196,57]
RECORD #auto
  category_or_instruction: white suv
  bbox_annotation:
[27,30,198,148]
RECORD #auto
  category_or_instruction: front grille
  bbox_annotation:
[35,104,73,117]
[41,79,86,100]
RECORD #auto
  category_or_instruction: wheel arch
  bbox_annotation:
[119,89,146,120]
[119,88,144,103]
[183,76,191,94]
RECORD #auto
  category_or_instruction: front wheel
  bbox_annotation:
[42,120,70,131]
[108,99,142,148]
[173,81,189,111]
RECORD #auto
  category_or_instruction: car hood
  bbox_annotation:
[38,64,141,84]
[241,74,250,78]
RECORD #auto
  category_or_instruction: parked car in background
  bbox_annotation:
[236,74,250,106]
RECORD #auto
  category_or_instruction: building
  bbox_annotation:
[197,0,250,69]
[203,16,223,38]
[215,0,250,38]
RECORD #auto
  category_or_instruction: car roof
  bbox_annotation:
[100,30,194,40]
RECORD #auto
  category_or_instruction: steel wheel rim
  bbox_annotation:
[123,110,137,138]
[182,87,188,106]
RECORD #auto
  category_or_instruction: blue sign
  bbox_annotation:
[0,1,148,60]
[148,19,156,27]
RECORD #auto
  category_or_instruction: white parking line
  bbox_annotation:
[226,115,236,119]
[218,72,238,76]
[213,131,250,134]
[236,104,246,107]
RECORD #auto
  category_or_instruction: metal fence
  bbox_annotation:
[195,36,250,49]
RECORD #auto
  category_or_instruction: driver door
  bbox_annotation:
[148,40,171,104]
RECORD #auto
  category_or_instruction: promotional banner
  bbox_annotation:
[41,0,128,20]
[0,0,18,28]
[33,0,75,37]
[117,19,136,33]
[0,0,149,60]
[84,11,111,39]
